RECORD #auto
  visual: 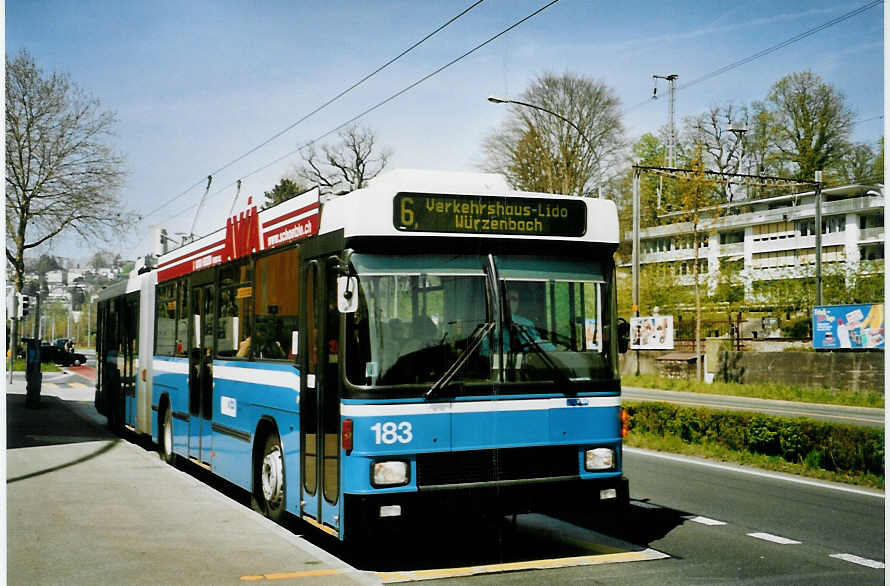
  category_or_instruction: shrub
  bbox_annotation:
[624,402,884,477]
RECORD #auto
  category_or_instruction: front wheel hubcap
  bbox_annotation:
[261,445,284,506]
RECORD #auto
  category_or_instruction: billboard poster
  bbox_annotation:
[630,316,674,350]
[812,304,884,349]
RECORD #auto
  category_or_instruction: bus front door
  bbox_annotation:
[188,283,215,466]
[300,262,342,535]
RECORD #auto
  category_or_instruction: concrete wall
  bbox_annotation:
[620,348,884,393]
[732,351,884,393]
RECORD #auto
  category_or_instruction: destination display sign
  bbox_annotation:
[393,192,587,237]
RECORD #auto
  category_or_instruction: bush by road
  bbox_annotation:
[625,401,884,489]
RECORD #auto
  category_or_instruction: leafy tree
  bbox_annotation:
[33,253,61,274]
[870,138,884,184]
[712,262,745,305]
[765,70,853,182]
[297,124,391,195]
[481,72,625,196]
[833,142,879,185]
[263,177,307,210]
[668,149,719,380]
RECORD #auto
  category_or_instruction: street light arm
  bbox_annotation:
[486,95,596,154]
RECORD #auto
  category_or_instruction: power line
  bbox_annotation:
[680,0,882,91]
[143,0,486,221]
[853,115,884,125]
[155,0,562,229]
[621,0,883,115]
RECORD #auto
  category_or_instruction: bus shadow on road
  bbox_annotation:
[320,506,678,575]
[554,499,689,552]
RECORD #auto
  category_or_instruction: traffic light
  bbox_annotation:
[17,294,30,318]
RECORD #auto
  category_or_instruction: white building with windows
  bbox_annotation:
[628,184,884,298]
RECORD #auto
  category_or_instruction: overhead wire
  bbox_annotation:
[155,0,562,228]
[142,0,486,221]
[621,0,883,116]
[601,2,884,190]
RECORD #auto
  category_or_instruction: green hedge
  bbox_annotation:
[625,402,884,478]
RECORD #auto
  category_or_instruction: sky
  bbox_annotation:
[6,0,885,262]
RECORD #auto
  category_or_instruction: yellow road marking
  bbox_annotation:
[377,550,667,583]
[241,569,343,581]
[241,548,668,582]
[300,515,339,537]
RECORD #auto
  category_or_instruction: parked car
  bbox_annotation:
[39,344,86,367]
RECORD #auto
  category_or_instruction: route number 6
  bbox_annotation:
[371,421,413,445]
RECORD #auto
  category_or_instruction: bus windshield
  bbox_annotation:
[345,253,613,393]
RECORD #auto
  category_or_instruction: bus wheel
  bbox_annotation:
[159,406,177,465]
[253,433,286,522]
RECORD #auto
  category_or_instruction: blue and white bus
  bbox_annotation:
[95,169,630,540]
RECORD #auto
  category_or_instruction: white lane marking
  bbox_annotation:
[630,499,662,510]
[683,515,726,526]
[624,447,884,499]
[747,532,801,545]
[829,553,885,569]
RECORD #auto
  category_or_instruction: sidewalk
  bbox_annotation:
[5,374,379,585]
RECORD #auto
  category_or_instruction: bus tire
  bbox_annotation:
[252,433,286,523]
[158,405,177,465]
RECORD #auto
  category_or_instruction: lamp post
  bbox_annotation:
[487,95,598,196]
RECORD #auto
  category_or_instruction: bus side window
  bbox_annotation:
[255,247,300,360]
[155,283,177,356]
[217,262,253,359]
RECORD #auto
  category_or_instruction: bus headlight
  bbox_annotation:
[372,461,409,487]
[585,448,615,471]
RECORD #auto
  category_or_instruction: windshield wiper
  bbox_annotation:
[511,323,571,387]
[426,321,494,399]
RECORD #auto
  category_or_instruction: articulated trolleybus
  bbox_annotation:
[95,169,629,540]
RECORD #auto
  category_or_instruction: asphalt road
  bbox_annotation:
[622,386,885,427]
[7,371,885,584]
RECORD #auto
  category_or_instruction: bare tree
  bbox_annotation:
[481,72,625,196]
[296,124,391,195]
[6,49,129,294]
[683,104,747,201]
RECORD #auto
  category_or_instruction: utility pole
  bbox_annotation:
[632,167,641,376]
[814,170,823,306]
[652,74,678,208]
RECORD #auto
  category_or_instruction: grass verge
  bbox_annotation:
[8,359,62,373]
[623,373,884,408]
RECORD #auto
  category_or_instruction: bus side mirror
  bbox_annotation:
[617,318,630,354]
[337,276,358,313]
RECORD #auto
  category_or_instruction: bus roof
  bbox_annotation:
[153,170,618,282]
[154,187,321,282]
